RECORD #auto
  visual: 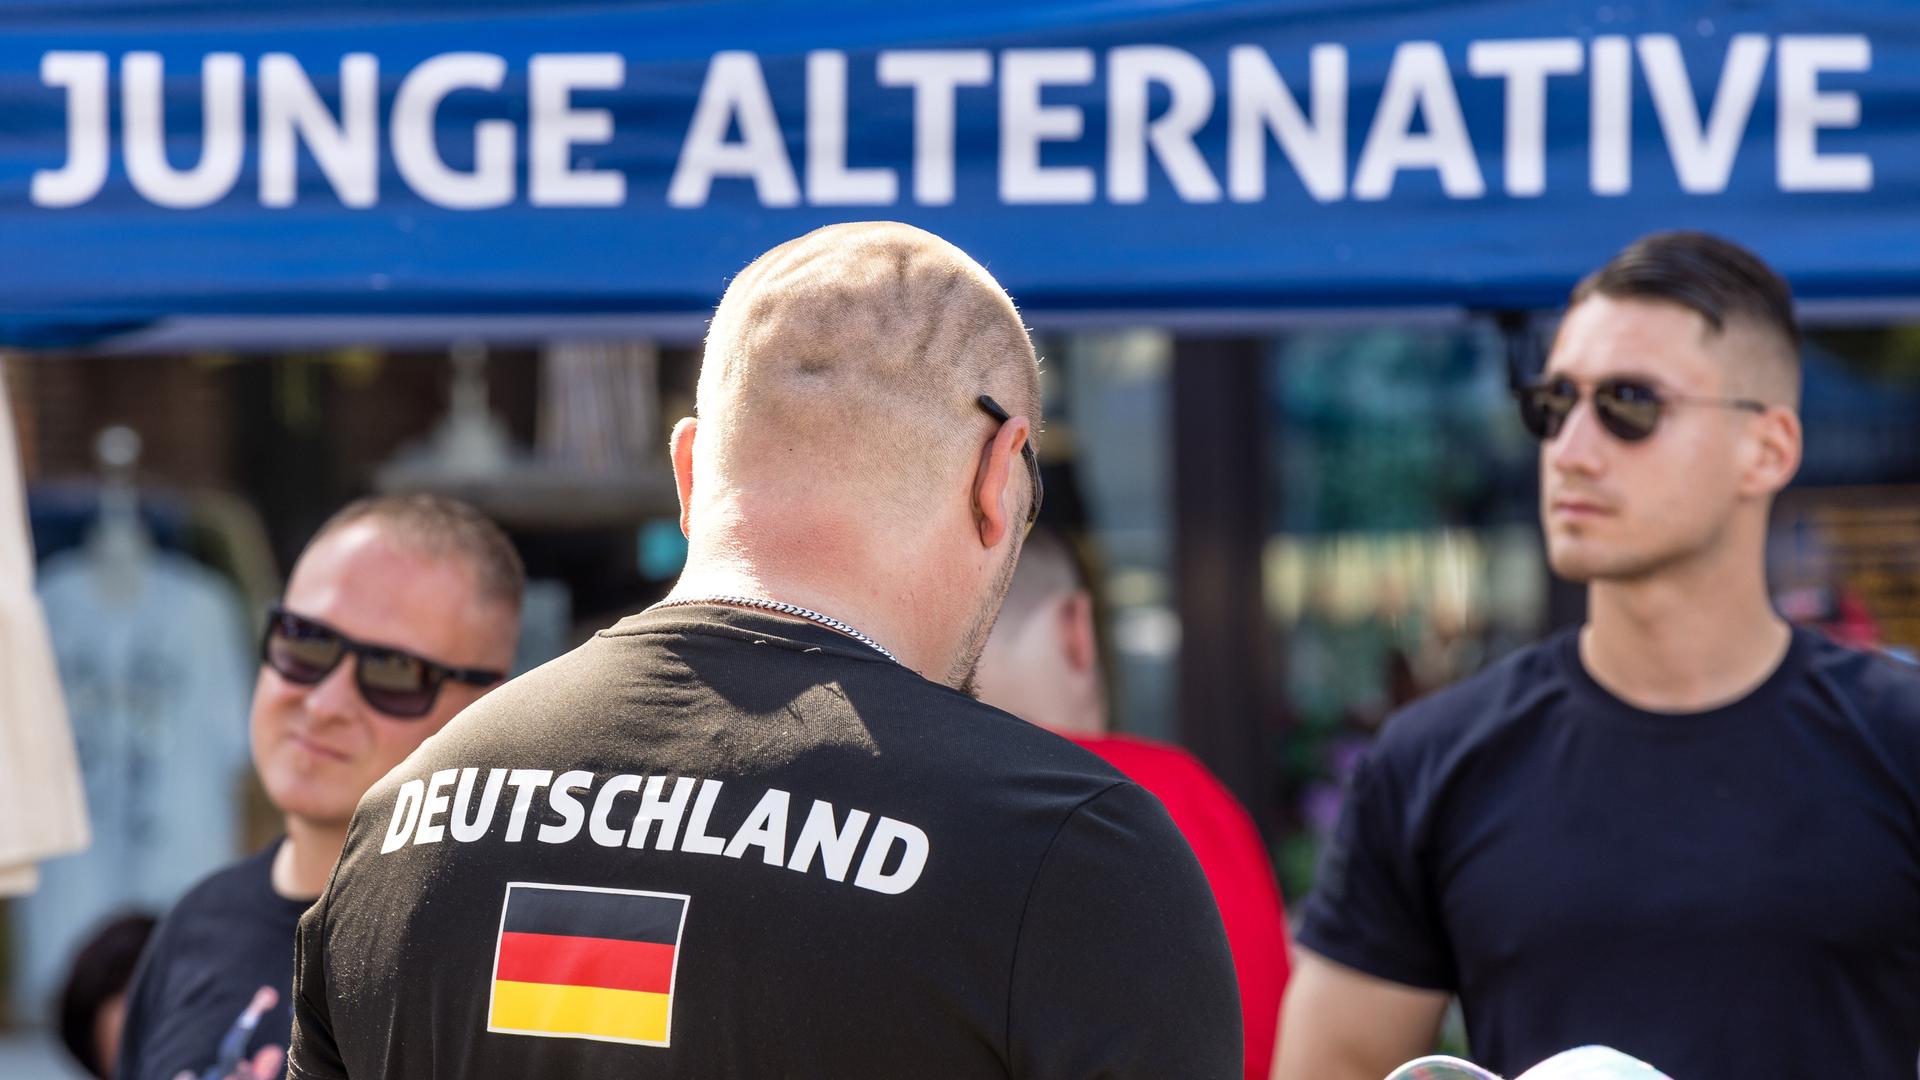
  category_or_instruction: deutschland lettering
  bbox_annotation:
[377,768,931,896]
[30,34,1873,211]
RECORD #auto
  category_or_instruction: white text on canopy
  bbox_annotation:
[31,35,1874,210]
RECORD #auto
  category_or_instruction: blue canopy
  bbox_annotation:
[1,1,1915,345]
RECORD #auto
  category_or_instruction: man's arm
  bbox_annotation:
[284,894,347,1080]
[1271,948,1448,1080]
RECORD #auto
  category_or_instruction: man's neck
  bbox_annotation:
[1043,713,1108,739]
[1580,548,1791,713]
[273,816,347,901]
[667,548,965,685]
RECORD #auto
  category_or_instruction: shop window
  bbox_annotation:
[1770,327,1920,661]
[1039,330,1180,742]
[1265,321,1545,899]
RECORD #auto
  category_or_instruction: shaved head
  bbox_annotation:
[974,526,1109,736]
[698,222,1041,523]
[998,527,1083,629]
[671,222,1043,691]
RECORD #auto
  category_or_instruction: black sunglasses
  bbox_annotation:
[261,606,505,719]
[977,395,1043,530]
[1514,375,1767,443]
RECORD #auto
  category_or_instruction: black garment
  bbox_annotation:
[1298,626,1920,1079]
[116,840,311,1080]
[288,605,1240,1079]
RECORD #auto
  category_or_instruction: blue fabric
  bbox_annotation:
[1,2,1916,344]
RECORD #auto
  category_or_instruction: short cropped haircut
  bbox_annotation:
[312,494,524,611]
[1001,523,1117,694]
[698,222,1042,524]
[59,912,157,1078]
[1571,231,1801,355]
[999,524,1087,628]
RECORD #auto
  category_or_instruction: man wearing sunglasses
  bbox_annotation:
[117,494,522,1080]
[1277,232,1920,1080]
[286,222,1240,1079]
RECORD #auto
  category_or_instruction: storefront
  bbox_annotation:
[6,0,1920,1021]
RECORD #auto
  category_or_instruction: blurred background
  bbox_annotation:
[4,1,1920,1074]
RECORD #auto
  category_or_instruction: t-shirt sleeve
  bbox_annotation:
[1294,744,1455,990]
[285,894,347,1080]
[1006,781,1242,1079]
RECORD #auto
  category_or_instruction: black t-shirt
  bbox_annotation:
[287,605,1241,1079]
[117,840,313,1080]
[1297,626,1920,1079]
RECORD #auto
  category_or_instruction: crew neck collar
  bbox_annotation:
[1557,623,1807,727]
[603,601,900,668]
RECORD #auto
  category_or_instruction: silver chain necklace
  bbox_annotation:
[651,595,901,665]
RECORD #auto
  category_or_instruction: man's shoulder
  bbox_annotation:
[375,639,618,776]
[341,641,1138,868]
[951,700,1134,773]
[1802,629,1920,715]
[862,693,1142,824]
[1070,732,1204,775]
[1369,633,1571,769]
[401,631,1128,778]
[1068,733,1274,885]
[1798,630,1920,764]
[123,843,284,1041]
[167,841,280,922]
[1069,734,1237,812]
[444,637,608,724]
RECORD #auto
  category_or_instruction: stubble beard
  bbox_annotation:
[1547,511,1731,588]
[947,537,1024,697]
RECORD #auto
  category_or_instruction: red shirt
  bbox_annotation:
[1068,734,1291,1080]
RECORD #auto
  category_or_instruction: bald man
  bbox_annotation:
[285,223,1240,1079]
[975,527,1291,1080]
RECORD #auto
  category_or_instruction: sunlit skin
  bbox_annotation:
[973,540,1105,737]
[664,223,1039,693]
[1541,293,1802,714]
[94,990,128,1078]
[251,520,517,898]
[1541,294,1769,585]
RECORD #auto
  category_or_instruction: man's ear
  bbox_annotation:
[1058,590,1099,676]
[670,417,698,538]
[1742,406,1802,499]
[973,414,1032,549]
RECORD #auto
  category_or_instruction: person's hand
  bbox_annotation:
[172,985,285,1080]
[171,1043,283,1080]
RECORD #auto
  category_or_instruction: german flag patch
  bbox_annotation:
[487,882,690,1047]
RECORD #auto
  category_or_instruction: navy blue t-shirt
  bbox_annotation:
[116,840,310,1080]
[1298,626,1920,1080]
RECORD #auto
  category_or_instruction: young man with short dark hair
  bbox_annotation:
[1276,232,1920,1080]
